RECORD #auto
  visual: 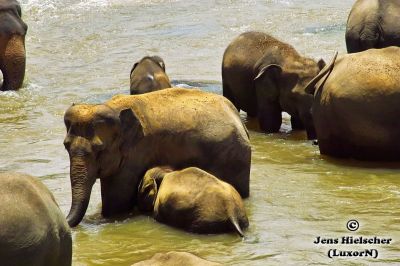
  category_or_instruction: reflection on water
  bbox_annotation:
[0,0,399,265]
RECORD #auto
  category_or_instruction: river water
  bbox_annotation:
[0,0,399,265]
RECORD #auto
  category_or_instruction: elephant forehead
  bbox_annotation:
[65,104,97,123]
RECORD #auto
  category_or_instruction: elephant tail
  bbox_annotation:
[304,51,338,95]
[229,216,245,237]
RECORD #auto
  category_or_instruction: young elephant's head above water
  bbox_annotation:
[63,103,142,227]
[129,55,171,95]
[137,166,172,212]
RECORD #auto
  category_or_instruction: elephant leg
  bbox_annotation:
[100,175,137,217]
[257,101,282,133]
[0,35,26,91]
[58,231,72,266]
[290,115,305,130]
[299,110,316,140]
[318,137,350,158]
[222,81,239,111]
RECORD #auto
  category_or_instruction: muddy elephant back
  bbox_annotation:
[107,89,251,197]
[107,88,248,139]
[155,168,248,234]
[313,48,400,159]
[0,173,72,266]
[132,251,222,266]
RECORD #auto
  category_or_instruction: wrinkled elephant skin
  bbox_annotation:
[138,167,249,236]
[0,0,27,91]
[63,88,251,227]
[306,47,400,160]
[0,173,72,266]
[222,31,325,139]
[346,0,400,53]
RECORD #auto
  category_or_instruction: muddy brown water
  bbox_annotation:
[0,1,399,265]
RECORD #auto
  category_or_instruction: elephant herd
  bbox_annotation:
[1,0,400,265]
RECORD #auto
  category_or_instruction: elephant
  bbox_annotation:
[305,47,400,160]
[63,88,251,227]
[0,0,27,91]
[130,55,171,95]
[346,0,400,53]
[138,167,249,236]
[0,172,72,266]
[132,251,222,266]
[222,31,325,139]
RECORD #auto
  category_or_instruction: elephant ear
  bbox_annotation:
[305,51,338,95]
[137,176,158,212]
[254,64,283,101]
[151,56,166,71]
[119,108,144,154]
[130,62,139,76]
[254,64,282,81]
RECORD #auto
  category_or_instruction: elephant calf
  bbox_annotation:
[130,55,171,94]
[222,31,325,139]
[0,0,28,91]
[346,0,400,53]
[132,251,222,266]
[0,173,72,266]
[306,47,400,160]
[138,167,249,236]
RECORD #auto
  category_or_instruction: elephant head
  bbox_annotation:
[0,0,28,91]
[129,55,171,95]
[137,167,172,212]
[63,103,143,227]
[253,55,325,139]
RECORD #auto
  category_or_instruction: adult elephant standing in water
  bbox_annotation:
[222,31,325,139]
[63,88,251,227]
[346,0,400,53]
[0,0,27,91]
[305,47,400,160]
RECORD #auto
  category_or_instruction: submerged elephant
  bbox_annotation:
[0,173,72,266]
[138,167,249,236]
[222,31,325,139]
[346,0,400,53]
[132,251,222,266]
[130,56,171,95]
[305,47,400,160]
[0,0,27,91]
[63,88,251,227]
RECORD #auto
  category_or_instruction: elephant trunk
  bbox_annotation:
[66,156,95,227]
[0,35,26,91]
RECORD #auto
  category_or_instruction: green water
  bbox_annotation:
[0,1,399,265]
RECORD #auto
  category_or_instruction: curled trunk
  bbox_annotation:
[66,156,95,227]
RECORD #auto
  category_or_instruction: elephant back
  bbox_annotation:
[106,88,249,142]
[0,173,72,266]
